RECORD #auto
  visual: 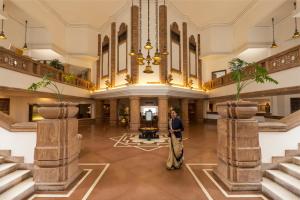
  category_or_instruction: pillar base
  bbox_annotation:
[213,168,261,191]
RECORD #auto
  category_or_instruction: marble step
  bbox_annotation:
[261,177,300,200]
[0,163,17,179]
[293,157,300,165]
[265,169,300,196]
[0,170,30,193]
[0,178,35,200]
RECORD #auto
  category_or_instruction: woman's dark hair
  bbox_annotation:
[170,109,177,114]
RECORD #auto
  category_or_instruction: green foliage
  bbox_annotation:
[63,73,76,84]
[49,59,64,71]
[229,58,278,101]
[28,73,63,102]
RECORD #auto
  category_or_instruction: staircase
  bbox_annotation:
[0,152,35,200]
[262,156,300,200]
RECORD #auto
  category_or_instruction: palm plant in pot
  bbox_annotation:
[28,73,78,119]
[217,58,278,119]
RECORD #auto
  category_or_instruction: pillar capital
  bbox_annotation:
[129,96,140,100]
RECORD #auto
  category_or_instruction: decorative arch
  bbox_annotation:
[189,35,197,77]
[117,23,128,73]
[101,35,110,78]
[170,22,181,73]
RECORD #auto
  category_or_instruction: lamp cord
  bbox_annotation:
[25,20,27,43]
[155,0,158,50]
[139,0,142,51]
[147,0,150,41]
[272,18,275,42]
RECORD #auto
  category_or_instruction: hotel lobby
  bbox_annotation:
[1,0,300,199]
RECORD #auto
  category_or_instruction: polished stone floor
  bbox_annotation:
[30,122,267,200]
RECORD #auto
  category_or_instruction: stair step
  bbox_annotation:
[266,169,300,196]
[0,170,30,193]
[0,178,35,200]
[0,150,11,157]
[0,157,3,164]
[285,150,300,157]
[0,163,17,178]
[294,157,300,165]
[262,177,300,200]
[4,156,24,164]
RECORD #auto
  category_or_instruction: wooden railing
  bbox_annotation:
[203,45,300,90]
[0,47,95,90]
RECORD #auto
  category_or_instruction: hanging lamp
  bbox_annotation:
[129,0,136,56]
[271,18,278,48]
[143,0,154,73]
[0,3,6,40]
[23,20,28,50]
[161,0,169,55]
[152,0,161,65]
[293,1,300,39]
[137,0,145,65]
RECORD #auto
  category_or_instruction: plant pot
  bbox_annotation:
[38,102,79,119]
[216,100,257,119]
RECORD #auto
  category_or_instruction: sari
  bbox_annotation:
[166,118,184,170]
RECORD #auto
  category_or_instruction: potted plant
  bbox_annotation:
[217,58,278,119]
[28,73,78,119]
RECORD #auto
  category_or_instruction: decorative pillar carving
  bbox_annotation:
[196,99,204,122]
[182,22,188,87]
[130,96,140,131]
[197,34,202,89]
[97,34,101,89]
[109,99,118,126]
[158,96,169,132]
[181,98,189,125]
[95,100,103,123]
[111,22,116,87]
[34,104,81,190]
[159,5,168,84]
[131,5,139,84]
[214,101,261,191]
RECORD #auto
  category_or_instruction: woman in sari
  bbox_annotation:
[166,110,184,170]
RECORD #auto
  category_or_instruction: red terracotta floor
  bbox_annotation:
[28,122,267,200]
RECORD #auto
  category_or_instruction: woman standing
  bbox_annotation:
[166,110,184,170]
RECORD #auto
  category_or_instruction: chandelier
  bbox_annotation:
[130,0,168,74]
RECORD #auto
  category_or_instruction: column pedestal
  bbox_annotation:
[213,101,261,191]
[158,96,169,132]
[109,99,117,126]
[130,97,140,131]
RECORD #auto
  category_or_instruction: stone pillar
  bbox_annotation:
[159,5,168,84]
[109,99,118,126]
[130,97,140,131]
[131,5,139,84]
[182,22,188,87]
[95,100,103,123]
[181,98,189,125]
[158,96,169,132]
[111,22,116,87]
[34,105,81,190]
[196,99,204,122]
[213,102,261,191]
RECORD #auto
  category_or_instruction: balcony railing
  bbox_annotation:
[203,45,300,90]
[0,47,95,90]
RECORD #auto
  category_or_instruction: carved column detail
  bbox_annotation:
[158,96,169,132]
[130,96,140,131]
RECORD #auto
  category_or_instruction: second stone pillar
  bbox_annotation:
[158,96,169,132]
[130,97,140,131]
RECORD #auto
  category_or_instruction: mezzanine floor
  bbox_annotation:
[29,122,267,200]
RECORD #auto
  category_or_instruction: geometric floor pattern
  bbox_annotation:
[110,133,188,152]
[186,163,269,200]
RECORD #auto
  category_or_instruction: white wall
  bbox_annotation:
[259,126,300,163]
[0,128,36,163]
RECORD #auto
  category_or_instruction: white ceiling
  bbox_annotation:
[17,0,257,29]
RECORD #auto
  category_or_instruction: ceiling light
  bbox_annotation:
[271,18,278,48]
